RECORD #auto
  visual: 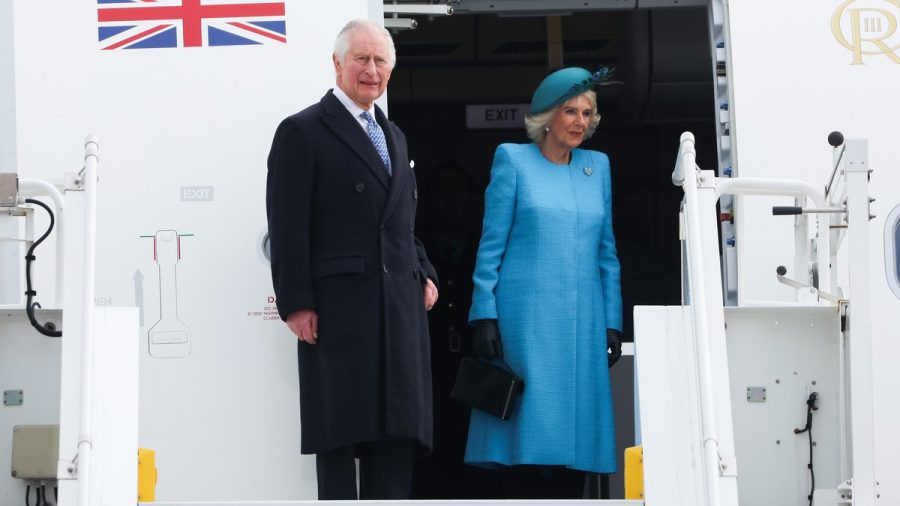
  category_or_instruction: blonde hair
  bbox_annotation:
[524,90,601,145]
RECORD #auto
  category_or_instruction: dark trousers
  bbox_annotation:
[315,439,415,500]
[501,465,587,499]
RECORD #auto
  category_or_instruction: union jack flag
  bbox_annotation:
[97,0,286,50]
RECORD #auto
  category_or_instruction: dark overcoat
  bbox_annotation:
[266,90,437,456]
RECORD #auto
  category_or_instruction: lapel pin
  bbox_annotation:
[583,167,593,176]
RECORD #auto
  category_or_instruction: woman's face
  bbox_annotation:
[546,94,593,151]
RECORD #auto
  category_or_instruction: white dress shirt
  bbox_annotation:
[332,86,373,132]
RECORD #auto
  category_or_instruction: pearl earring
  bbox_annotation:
[544,127,550,132]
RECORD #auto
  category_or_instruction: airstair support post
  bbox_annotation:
[674,132,740,506]
[844,139,877,505]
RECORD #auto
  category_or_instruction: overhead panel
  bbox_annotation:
[394,12,621,66]
[637,0,706,7]
[643,8,713,122]
[452,0,637,15]
[476,15,546,63]
[560,12,621,65]
[394,15,475,65]
[388,1,715,123]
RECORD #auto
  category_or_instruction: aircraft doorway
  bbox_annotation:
[387,5,719,500]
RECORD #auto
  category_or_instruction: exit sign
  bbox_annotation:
[465,104,530,129]
[181,186,215,202]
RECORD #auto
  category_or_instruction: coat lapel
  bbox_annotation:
[377,105,407,221]
[320,91,390,190]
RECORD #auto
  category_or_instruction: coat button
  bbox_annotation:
[355,183,365,192]
[382,264,389,274]
[380,225,385,235]
[413,270,419,279]
[413,189,418,199]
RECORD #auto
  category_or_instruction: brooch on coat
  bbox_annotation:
[583,167,593,176]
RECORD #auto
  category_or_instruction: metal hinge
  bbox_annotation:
[0,174,17,206]
[837,478,853,504]
[719,455,738,477]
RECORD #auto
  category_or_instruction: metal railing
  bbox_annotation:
[673,132,726,506]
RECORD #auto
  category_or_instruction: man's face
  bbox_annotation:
[334,27,393,109]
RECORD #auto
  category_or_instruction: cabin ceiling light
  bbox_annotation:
[384,17,419,30]
[383,2,455,16]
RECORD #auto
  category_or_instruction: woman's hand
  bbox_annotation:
[607,328,623,367]
[473,319,503,359]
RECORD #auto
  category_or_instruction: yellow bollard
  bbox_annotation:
[624,445,644,500]
[137,448,157,502]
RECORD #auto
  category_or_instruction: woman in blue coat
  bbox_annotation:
[465,67,623,498]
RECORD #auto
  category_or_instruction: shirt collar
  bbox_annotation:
[332,86,373,120]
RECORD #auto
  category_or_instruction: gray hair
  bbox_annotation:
[333,19,397,70]
[524,90,601,145]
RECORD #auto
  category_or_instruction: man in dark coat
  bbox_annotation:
[266,19,439,500]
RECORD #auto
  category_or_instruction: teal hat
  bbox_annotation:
[530,67,614,114]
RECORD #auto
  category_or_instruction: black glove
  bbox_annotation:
[472,319,503,359]
[607,328,623,368]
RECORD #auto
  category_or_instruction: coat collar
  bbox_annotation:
[375,103,407,222]
[321,90,390,190]
[320,90,409,221]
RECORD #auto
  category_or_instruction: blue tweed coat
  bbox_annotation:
[465,142,622,473]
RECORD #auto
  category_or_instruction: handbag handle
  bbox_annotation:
[480,357,520,379]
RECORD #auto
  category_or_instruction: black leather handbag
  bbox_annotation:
[451,357,524,420]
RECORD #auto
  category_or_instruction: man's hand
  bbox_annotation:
[423,278,438,311]
[287,309,318,345]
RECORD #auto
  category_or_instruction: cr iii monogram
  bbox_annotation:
[832,0,900,64]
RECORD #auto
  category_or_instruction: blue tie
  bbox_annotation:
[360,111,392,176]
